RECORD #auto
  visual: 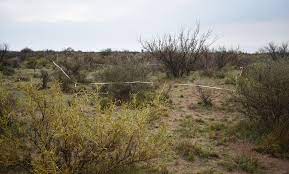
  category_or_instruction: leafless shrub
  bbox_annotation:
[214,47,240,69]
[0,43,15,76]
[141,24,212,78]
[0,43,8,64]
[196,86,213,107]
[62,47,75,56]
[262,42,289,61]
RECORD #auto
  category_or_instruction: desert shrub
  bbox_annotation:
[175,139,218,162]
[213,47,240,69]
[0,43,8,64]
[100,55,151,102]
[214,71,226,79]
[37,58,51,68]
[224,73,237,85]
[196,47,240,74]
[62,47,75,56]
[54,71,74,93]
[262,42,289,61]
[220,153,261,173]
[100,48,113,57]
[196,86,213,107]
[0,83,169,173]
[20,47,33,54]
[237,60,289,155]
[0,65,15,76]
[26,58,38,73]
[141,24,212,78]
[53,57,85,92]
[15,73,31,82]
[0,79,16,134]
[40,69,49,89]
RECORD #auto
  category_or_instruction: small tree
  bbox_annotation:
[19,47,33,61]
[141,24,212,78]
[63,47,74,56]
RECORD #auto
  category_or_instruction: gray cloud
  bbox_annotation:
[0,0,288,52]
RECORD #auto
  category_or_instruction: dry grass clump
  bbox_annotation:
[219,153,261,173]
[175,139,218,162]
[196,86,213,107]
[0,82,169,173]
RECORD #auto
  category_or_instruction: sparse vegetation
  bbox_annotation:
[196,86,213,107]
[176,139,218,162]
[219,153,261,173]
[262,42,289,61]
[0,37,289,174]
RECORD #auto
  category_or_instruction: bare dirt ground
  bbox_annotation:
[162,82,289,174]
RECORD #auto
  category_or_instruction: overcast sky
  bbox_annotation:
[0,0,288,52]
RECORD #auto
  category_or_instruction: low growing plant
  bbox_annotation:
[0,82,169,173]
